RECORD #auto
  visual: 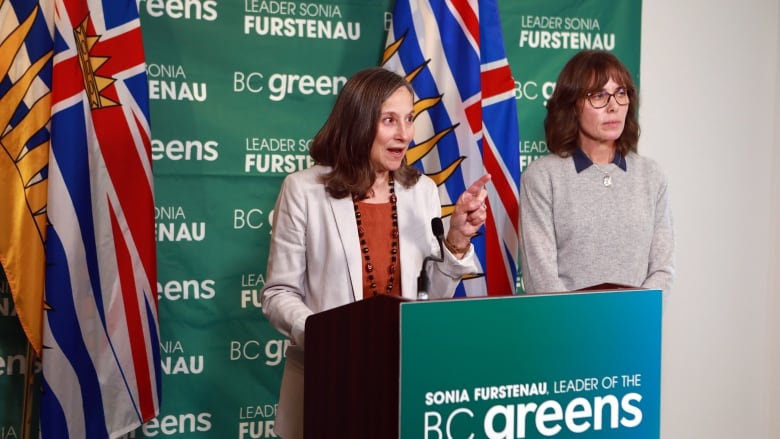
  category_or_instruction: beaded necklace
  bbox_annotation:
[352,177,399,296]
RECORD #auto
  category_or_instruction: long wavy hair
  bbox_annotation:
[310,67,421,199]
[544,50,640,158]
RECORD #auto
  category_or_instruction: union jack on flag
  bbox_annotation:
[39,0,161,437]
[383,0,520,296]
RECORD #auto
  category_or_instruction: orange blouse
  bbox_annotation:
[355,201,401,299]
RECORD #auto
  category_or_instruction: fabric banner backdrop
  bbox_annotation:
[0,1,641,437]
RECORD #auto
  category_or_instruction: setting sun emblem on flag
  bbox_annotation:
[0,2,52,358]
[383,0,521,296]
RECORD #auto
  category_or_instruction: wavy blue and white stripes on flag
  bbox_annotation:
[40,0,160,437]
[384,0,520,296]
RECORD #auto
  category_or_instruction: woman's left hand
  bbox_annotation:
[447,174,491,249]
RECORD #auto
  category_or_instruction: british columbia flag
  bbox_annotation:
[39,0,160,437]
[383,0,520,296]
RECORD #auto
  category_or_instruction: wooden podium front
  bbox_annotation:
[304,294,407,438]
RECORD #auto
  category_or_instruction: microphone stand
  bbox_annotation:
[417,218,445,300]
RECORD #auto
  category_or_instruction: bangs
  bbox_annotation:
[582,63,634,93]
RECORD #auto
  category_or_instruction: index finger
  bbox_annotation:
[465,173,492,196]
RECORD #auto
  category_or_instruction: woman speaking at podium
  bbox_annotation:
[519,50,675,296]
[260,67,490,439]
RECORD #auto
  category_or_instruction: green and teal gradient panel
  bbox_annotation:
[399,289,662,439]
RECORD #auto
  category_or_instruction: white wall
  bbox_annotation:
[771,2,780,436]
[640,1,779,437]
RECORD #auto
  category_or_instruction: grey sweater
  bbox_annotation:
[519,151,675,296]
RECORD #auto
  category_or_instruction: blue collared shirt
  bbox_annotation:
[572,148,628,173]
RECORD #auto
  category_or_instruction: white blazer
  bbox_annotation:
[261,165,479,438]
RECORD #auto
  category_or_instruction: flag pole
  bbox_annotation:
[21,341,36,439]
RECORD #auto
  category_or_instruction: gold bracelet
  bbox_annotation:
[444,237,471,254]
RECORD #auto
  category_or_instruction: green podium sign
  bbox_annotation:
[399,289,662,439]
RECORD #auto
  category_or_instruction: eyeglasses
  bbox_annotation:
[585,88,630,109]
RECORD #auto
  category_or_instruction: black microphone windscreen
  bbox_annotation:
[431,217,444,239]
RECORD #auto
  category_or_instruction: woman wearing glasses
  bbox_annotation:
[519,50,675,297]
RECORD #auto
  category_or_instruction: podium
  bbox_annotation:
[304,288,662,438]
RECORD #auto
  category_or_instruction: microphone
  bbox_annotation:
[417,218,445,300]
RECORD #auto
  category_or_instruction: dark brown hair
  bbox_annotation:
[544,50,640,157]
[310,67,420,199]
